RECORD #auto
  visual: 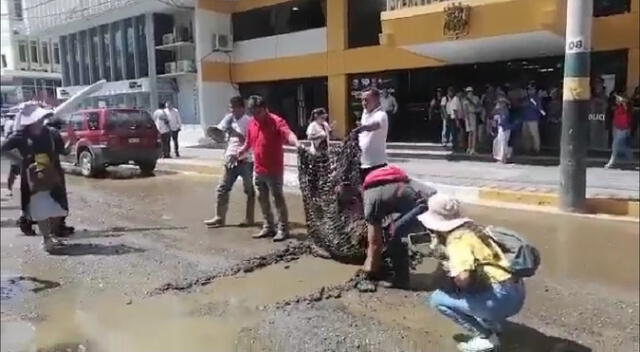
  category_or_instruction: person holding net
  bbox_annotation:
[337,165,436,290]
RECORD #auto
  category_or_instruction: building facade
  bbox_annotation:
[1,0,62,108]
[194,0,639,146]
[22,0,200,125]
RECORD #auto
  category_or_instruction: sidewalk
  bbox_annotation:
[158,147,640,218]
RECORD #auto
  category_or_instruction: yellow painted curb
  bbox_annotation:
[478,188,639,218]
[478,189,558,207]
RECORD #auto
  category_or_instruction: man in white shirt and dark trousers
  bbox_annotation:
[353,88,389,182]
[153,104,171,158]
[204,96,255,228]
[164,101,182,157]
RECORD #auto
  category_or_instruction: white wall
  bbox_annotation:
[194,8,237,129]
[177,75,198,124]
[233,27,327,63]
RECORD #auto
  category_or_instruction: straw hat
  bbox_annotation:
[417,194,472,232]
[18,103,53,127]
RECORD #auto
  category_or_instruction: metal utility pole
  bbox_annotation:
[560,0,592,212]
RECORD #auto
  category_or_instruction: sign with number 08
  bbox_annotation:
[566,37,587,53]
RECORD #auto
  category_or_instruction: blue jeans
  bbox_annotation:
[429,279,525,337]
[608,128,632,165]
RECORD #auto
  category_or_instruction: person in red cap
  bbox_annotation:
[337,165,436,289]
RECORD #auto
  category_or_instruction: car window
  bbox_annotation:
[87,112,100,130]
[106,110,155,130]
[70,113,85,131]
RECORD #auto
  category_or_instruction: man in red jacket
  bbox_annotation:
[236,95,302,241]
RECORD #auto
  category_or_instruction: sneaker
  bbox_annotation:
[457,334,499,352]
[272,230,289,242]
[204,217,225,228]
[604,162,614,169]
[252,228,275,239]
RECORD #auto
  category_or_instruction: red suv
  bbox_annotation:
[59,108,160,177]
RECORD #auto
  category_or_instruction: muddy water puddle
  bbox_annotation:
[465,204,640,295]
[5,257,356,352]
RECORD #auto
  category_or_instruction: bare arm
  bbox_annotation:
[353,121,381,134]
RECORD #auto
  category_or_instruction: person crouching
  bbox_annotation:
[421,194,525,352]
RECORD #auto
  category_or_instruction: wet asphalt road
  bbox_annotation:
[0,159,638,352]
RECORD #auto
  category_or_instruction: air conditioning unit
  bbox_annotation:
[162,33,175,45]
[176,60,195,73]
[164,62,177,74]
[212,34,232,52]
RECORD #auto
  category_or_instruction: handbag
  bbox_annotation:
[27,130,62,193]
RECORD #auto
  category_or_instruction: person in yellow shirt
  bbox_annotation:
[419,194,525,352]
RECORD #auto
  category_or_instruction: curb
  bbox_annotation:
[156,160,639,219]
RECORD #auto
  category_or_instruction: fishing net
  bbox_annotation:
[297,137,368,263]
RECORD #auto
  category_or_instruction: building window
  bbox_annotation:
[102,25,112,80]
[13,0,23,21]
[136,15,148,77]
[125,18,135,79]
[90,27,100,81]
[348,0,385,48]
[41,42,50,65]
[30,41,39,64]
[1,54,6,68]
[114,23,123,80]
[18,41,27,63]
[594,0,630,17]
[232,0,326,42]
[53,42,60,65]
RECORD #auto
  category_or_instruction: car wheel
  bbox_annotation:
[79,150,99,177]
[138,160,157,176]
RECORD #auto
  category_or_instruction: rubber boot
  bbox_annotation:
[381,240,410,289]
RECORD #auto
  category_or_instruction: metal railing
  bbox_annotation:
[386,0,459,11]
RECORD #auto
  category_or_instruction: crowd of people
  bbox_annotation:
[428,82,639,166]
[204,88,534,351]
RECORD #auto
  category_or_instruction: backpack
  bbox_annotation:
[483,226,541,278]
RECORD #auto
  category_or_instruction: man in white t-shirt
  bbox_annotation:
[164,101,183,157]
[152,104,171,158]
[353,88,389,182]
[440,86,462,149]
[204,96,255,228]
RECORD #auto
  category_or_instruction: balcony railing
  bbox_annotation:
[386,0,458,11]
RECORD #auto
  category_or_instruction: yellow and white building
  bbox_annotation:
[195,0,639,142]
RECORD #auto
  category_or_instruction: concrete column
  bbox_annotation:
[77,32,86,85]
[132,16,141,78]
[559,0,593,212]
[96,26,106,80]
[628,48,639,95]
[119,20,128,80]
[328,75,348,138]
[59,35,71,86]
[86,30,95,84]
[145,13,158,111]
[326,0,349,137]
[109,23,117,81]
